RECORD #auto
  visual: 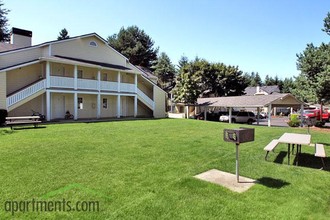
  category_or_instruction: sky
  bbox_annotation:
[3,0,330,79]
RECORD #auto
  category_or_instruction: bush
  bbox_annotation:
[287,119,301,127]
[287,114,301,127]
[290,114,299,121]
[0,109,8,126]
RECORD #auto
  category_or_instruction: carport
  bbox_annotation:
[197,93,304,127]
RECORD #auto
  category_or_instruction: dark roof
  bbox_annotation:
[244,85,280,96]
[54,55,131,71]
[0,59,39,71]
[135,66,157,79]
[0,42,19,52]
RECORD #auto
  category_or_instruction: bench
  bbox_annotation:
[264,139,279,160]
[315,144,326,168]
[6,116,42,130]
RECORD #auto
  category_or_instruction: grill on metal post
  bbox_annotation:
[223,128,255,183]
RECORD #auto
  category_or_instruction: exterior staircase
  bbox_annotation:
[6,79,46,111]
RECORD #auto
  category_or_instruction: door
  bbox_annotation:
[53,95,65,119]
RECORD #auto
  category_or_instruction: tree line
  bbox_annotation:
[1,1,329,104]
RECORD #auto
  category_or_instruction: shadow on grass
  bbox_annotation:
[273,151,287,164]
[257,177,290,189]
[293,153,329,171]
[0,129,15,135]
[11,126,47,131]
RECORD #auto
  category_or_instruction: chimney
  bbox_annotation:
[256,85,260,94]
[10,27,32,48]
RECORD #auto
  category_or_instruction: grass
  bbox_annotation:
[0,119,329,219]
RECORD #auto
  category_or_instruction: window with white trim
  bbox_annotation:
[89,41,98,47]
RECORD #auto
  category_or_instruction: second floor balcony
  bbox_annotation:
[50,75,136,93]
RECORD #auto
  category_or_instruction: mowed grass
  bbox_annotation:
[0,119,329,219]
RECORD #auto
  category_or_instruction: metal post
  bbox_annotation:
[257,107,260,125]
[236,143,240,183]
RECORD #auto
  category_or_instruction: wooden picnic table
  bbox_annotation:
[6,116,42,130]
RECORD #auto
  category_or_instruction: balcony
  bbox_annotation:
[49,76,136,93]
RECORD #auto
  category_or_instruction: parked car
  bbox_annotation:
[219,114,230,122]
[256,112,267,119]
[302,109,329,124]
[232,111,256,124]
[195,111,225,121]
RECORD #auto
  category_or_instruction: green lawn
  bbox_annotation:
[0,119,329,219]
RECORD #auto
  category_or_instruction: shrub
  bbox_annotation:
[0,109,8,126]
[290,114,299,121]
[287,119,301,127]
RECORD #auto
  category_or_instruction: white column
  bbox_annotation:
[74,65,78,90]
[134,95,138,117]
[274,107,277,116]
[97,70,101,92]
[117,72,121,92]
[268,104,272,127]
[186,106,189,119]
[300,104,304,127]
[46,91,51,121]
[134,74,138,93]
[74,92,78,120]
[257,107,260,125]
[204,106,207,121]
[117,95,121,118]
[229,107,232,124]
[97,94,101,119]
[46,61,50,88]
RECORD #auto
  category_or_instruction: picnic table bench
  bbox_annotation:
[264,133,327,168]
[6,116,42,130]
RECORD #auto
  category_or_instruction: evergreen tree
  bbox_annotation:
[0,1,10,42]
[108,26,158,68]
[57,28,70,40]
[152,52,176,92]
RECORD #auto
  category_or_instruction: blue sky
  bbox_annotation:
[4,0,330,79]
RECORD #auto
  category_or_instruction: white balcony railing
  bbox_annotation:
[49,76,137,94]
[100,81,118,92]
[50,76,74,88]
[7,79,46,107]
[121,83,136,93]
[77,79,98,90]
[137,88,154,110]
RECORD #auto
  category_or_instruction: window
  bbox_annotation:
[89,41,98,47]
[102,73,108,81]
[103,98,108,109]
[78,97,83,109]
[77,70,83,78]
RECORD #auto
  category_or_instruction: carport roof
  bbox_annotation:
[197,93,304,108]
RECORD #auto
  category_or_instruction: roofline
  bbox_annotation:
[40,56,137,73]
[0,33,130,62]
[0,59,40,72]
[0,56,137,74]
